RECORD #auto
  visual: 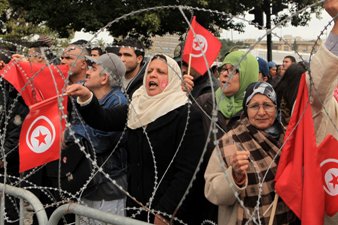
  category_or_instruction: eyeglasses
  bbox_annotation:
[247,102,276,113]
[218,66,239,74]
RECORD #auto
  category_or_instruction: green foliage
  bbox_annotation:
[0,0,9,14]
[3,0,323,48]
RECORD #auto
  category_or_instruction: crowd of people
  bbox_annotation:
[0,0,338,225]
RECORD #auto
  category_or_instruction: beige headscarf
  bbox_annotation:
[127,54,188,129]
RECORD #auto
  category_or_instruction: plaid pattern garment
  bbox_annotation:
[219,117,297,225]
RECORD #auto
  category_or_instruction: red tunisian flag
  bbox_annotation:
[19,95,66,172]
[182,16,221,75]
[318,135,338,216]
[275,75,324,225]
[0,61,69,106]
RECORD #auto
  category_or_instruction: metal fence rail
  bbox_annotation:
[0,183,48,225]
[48,203,153,225]
[0,183,153,225]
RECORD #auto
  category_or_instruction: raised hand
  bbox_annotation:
[66,83,92,103]
[324,0,338,34]
[181,74,194,93]
[230,150,250,185]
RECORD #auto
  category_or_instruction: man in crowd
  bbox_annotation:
[267,61,281,87]
[79,53,128,223]
[118,37,147,98]
[257,56,269,82]
[90,47,103,58]
[282,55,296,72]
[61,44,89,84]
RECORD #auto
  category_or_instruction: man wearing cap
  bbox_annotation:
[268,61,277,78]
[256,57,269,82]
[267,61,282,88]
[79,53,128,222]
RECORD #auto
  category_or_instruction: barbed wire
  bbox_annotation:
[0,2,337,225]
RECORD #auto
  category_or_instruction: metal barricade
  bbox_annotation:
[48,203,152,225]
[0,183,48,225]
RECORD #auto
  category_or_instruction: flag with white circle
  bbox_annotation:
[19,95,66,172]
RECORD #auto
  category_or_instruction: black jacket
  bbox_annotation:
[78,97,211,224]
[0,83,29,176]
[125,61,148,99]
[196,92,242,153]
[189,74,218,100]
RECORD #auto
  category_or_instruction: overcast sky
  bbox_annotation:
[222,9,333,41]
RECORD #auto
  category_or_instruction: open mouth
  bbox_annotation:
[149,81,158,88]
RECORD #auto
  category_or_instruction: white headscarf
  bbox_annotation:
[127,54,188,129]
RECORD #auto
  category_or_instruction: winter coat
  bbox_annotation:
[78,98,210,224]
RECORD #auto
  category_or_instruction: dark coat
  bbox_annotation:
[78,97,210,224]
[0,83,29,176]
[193,92,243,224]
[125,61,148,99]
[190,74,218,100]
[197,92,242,147]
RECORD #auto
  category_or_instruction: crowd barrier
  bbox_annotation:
[0,183,47,225]
[0,183,152,225]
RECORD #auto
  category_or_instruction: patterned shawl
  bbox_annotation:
[220,117,297,225]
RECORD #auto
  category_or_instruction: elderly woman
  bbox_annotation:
[181,50,259,223]
[196,51,258,132]
[67,54,207,224]
[204,82,299,225]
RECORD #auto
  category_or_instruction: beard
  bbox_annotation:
[126,63,139,74]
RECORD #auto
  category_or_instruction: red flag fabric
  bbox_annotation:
[275,75,324,224]
[182,16,221,75]
[318,135,338,216]
[0,61,69,106]
[19,95,66,172]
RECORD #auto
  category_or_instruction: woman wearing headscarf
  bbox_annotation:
[67,54,207,224]
[213,51,259,128]
[184,51,258,135]
[204,82,299,225]
[181,50,259,223]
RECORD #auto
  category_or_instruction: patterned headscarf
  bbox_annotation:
[242,82,282,139]
[243,82,277,114]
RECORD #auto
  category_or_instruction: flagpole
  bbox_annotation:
[268,193,279,225]
[187,53,192,76]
